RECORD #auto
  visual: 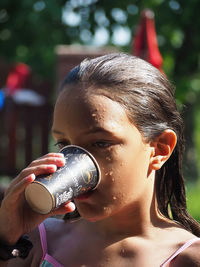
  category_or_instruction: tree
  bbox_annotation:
[0,0,67,78]
[1,0,200,179]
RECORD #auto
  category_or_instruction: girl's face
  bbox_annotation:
[52,87,155,222]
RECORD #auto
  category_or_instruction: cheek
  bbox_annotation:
[97,151,116,188]
[123,142,151,175]
[98,145,151,194]
[98,146,122,169]
[96,148,131,192]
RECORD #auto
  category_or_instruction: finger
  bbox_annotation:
[3,174,35,201]
[22,164,58,177]
[28,156,65,168]
[6,164,57,193]
[8,154,65,189]
[37,153,65,160]
[51,202,76,216]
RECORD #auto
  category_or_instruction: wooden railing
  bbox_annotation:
[0,97,53,177]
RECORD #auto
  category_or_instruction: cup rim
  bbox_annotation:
[59,145,101,190]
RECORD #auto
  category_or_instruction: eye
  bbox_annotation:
[54,141,70,150]
[92,140,113,149]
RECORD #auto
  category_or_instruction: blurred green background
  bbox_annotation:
[0,0,200,221]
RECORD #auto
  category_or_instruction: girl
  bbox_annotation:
[0,53,200,266]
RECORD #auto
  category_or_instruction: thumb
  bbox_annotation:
[51,201,76,216]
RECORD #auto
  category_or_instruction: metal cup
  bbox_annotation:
[25,145,101,214]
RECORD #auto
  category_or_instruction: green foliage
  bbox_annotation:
[186,183,200,222]
[1,0,200,180]
[194,104,200,175]
[0,0,67,79]
[1,0,200,100]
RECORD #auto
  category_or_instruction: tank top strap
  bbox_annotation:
[161,237,200,267]
[38,223,48,260]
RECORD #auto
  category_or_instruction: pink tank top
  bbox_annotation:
[39,223,64,267]
[38,223,199,267]
[160,236,200,266]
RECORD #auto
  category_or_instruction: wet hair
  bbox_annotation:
[61,53,200,236]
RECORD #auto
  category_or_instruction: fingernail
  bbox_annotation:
[26,173,35,182]
[57,153,64,157]
[65,202,76,212]
[48,165,57,171]
[56,158,65,165]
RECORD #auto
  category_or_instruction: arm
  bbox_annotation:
[0,233,35,267]
[6,251,34,267]
[6,227,41,267]
[0,153,75,265]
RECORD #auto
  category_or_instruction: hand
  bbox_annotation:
[0,153,75,245]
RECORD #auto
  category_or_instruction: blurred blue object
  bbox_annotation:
[0,90,5,109]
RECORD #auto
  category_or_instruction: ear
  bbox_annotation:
[150,129,177,171]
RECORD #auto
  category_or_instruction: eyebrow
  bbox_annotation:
[83,127,113,135]
[52,126,114,136]
[52,129,64,135]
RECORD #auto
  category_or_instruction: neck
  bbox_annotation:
[89,186,164,239]
[79,171,176,241]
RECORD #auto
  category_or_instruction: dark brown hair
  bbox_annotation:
[61,53,200,236]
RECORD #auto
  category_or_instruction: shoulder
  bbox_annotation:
[42,217,74,236]
[173,238,200,267]
[42,216,65,230]
[40,217,83,246]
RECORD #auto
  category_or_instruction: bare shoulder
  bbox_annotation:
[42,217,84,250]
[43,216,77,236]
[173,239,200,267]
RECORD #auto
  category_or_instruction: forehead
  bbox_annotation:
[53,88,131,134]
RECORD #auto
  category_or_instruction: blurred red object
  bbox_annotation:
[132,9,163,71]
[5,63,31,95]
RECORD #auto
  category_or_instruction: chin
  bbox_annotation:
[76,202,112,222]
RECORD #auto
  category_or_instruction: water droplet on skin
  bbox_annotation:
[106,157,111,161]
[92,113,97,117]
[121,249,125,254]
[103,206,107,210]
[112,196,117,200]
[111,178,115,182]
[109,171,113,175]
[105,172,109,176]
